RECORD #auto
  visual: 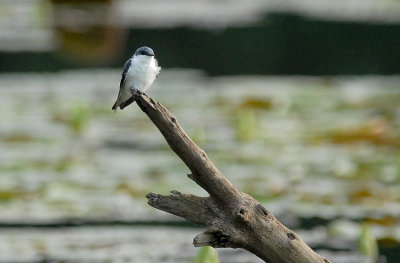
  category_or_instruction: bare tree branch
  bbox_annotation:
[132,90,331,263]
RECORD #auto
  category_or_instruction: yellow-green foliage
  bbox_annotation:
[234,109,256,141]
[67,102,91,135]
[193,246,219,263]
[358,222,378,263]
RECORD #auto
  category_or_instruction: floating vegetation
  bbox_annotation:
[66,102,91,135]
[358,223,378,263]
[3,133,34,143]
[51,100,92,135]
[239,97,273,110]
[0,71,400,262]
[233,109,257,141]
[326,118,400,147]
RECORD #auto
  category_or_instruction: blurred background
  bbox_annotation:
[0,0,400,262]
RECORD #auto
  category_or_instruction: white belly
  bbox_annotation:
[124,57,159,92]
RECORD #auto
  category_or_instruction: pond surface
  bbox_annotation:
[0,70,399,262]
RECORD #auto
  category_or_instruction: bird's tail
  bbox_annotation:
[112,97,135,112]
[112,102,118,112]
[120,97,135,110]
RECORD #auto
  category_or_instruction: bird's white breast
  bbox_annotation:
[124,56,160,93]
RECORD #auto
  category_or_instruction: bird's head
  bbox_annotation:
[134,46,155,57]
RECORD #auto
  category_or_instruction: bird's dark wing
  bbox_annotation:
[112,58,133,111]
[120,58,133,88]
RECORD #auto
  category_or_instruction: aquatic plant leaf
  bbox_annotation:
[358,222,378,262]
[240,98,272,110]
[193,246,220,263]
[328,118,399,147]
[67,102,91,135]
[234,109,256,141]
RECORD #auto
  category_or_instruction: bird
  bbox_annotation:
[112,46,161,111]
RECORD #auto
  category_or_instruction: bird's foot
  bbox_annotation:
[130,88,147,97]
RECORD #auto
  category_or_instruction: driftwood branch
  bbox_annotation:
[131,90,331,263]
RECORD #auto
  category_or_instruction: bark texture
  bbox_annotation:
[131,90,331,263]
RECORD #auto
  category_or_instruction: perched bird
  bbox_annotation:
[112,46,161,111]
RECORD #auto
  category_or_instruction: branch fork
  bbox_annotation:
[131,90,330,263]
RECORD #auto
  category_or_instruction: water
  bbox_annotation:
[0,70,399,262]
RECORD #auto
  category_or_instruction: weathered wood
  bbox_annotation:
[132,90,331,263]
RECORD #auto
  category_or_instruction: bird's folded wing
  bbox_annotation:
[120,58,133,88]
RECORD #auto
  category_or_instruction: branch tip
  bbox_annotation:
[194,231,231,248]
[170,190,181,195]
[146,192,161,206]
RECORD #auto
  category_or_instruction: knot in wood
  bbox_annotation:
[287,232,296,240]
[235,206,250,222]
[256,204,269,217]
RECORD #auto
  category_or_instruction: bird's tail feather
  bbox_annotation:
[112,102,118,112]
[119,97,135,110]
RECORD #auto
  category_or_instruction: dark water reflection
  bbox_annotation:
[1,13,400,75]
